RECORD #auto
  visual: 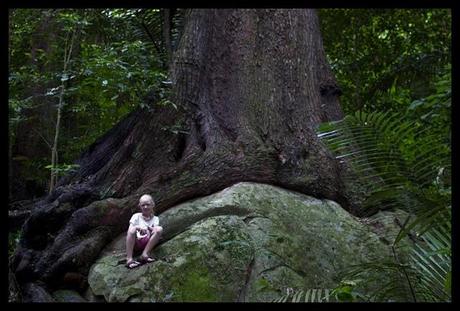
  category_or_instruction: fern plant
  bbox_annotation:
[272,288,337,303]
[316,109,451,302]
[130,9,187,69]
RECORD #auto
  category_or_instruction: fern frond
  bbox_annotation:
[272,288,336,303]
[317,110,451,301]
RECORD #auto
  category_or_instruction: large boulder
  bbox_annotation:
[88,182,412,302]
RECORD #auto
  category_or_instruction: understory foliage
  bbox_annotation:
[273,288,336,303]
[9,9,184,200]
[319,9,451,114]
[313,66,451,302]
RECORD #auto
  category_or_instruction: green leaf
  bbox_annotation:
[408,99,425,110]
[444,271,451,292]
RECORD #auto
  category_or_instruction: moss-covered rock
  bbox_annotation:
[88,182,413,302]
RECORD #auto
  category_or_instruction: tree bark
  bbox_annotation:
[12,9,349,300]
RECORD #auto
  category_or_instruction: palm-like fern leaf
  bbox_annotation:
[317,110,451,301]
[130,9,187,68]
[272,288,336,302]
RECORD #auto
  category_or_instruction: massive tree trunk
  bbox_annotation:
[12,9,350,301]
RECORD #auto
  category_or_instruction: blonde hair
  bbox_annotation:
[139,194,155,205]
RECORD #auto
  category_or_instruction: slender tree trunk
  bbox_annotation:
[163,9,172,66]
[9,133,13,200]
[49,82,63,193]
[49,26,77,193]
[13,9,350,300]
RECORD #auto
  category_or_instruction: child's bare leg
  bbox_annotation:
[141,226,163,259]
[126,227,137,262]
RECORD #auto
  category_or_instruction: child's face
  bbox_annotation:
[139,199,154,215]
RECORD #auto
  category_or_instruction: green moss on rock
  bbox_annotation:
[170,268,218,302]
[88,182,414,302]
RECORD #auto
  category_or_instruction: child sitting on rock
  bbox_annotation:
[125,194,163,269]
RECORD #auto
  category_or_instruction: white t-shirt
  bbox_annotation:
[129,213,160,239]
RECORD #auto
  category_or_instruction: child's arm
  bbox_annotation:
[129,223,146,234]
